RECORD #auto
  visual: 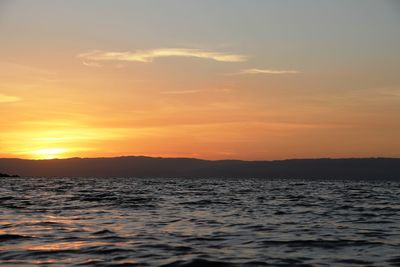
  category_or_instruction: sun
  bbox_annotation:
[31,148,67,159]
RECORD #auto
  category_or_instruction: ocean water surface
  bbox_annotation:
[0,177,399,267]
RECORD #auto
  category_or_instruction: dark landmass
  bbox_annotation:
[0,172,20,178]
[0,156,399,180]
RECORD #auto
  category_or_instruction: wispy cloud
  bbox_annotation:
[82,61,103,67]
[0,94,21,103]
[236,68,300,75]
[161,90,201,95]
[78,48,247,65]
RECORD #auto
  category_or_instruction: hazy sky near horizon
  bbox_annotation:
[0,0,399,160]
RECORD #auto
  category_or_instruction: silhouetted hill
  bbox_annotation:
[0,156,399,180]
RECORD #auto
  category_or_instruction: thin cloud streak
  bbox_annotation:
[78,48,247,65]
[0,94,21,103]
[82,61,103,67]
[161,90,201,95]
[237,68,300,75]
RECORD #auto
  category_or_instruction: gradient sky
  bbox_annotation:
[0,0,399,160]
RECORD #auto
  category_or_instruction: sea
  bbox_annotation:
[0,177,399,267]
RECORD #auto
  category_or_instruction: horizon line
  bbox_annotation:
[0,155,398,162]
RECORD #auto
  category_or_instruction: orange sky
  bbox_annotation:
[0,1,399,160]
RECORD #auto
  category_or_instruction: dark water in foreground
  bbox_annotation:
[0,178,400,267]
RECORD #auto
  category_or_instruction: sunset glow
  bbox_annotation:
[30,148,66,160]
[0,1,399,160]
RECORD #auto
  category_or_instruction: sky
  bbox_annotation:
[0,0,399,160]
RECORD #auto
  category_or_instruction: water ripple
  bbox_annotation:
[0,177,399,266]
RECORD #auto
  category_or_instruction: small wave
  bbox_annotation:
[0,234,31,242]
[143,244,192,252]
[160,258,234,267]
[387,256,400,266]
[79,261,143,266]
[180,199,228,205]
[81,246,134,255]
[354,219,395,224]
[0,196,14,201]
[261,239,384,249]
[183,236,226,242]
[92,229,116,235]
[28,249,78,256]
[336,259,374,265]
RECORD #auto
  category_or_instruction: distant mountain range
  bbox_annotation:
[0,156,399,180]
